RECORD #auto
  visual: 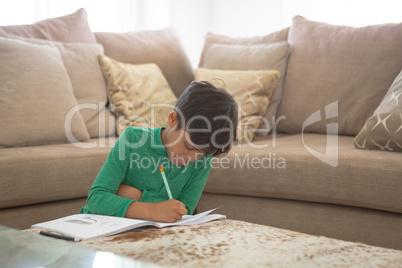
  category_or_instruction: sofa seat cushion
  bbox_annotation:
[205,134,402,213]
[0,138,117,209]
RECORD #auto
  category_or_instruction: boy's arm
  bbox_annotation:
[133,155,212,215]
[114,155,211,221]
[86,128,138,217]
[116,185,188,222]
[125,199,187,223]
[117,184,143,200]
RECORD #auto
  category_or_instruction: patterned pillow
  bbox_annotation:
[354,70,402,152]
[195,67,280,142]
[98,55,178,136]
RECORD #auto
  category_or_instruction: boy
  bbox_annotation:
[80,81,238,223]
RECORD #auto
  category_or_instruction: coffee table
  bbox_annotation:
[0,225,159,267]
[26,219,402,267]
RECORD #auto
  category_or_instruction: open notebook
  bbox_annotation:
[32,208,225,241]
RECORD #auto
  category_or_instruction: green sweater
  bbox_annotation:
[80,127,212,217]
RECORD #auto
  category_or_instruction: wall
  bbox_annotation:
[0,0,401,67]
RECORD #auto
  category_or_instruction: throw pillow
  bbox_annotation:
[0,38,90,147]
[95,28,193,98]
[6,35,114,138]
[98,55,178,136]
[353,70,402,152]
[194,67,280,142]
[201,41,290,135]
[0,8,96,43]
[276,16,402,135]
[198,28,289,66]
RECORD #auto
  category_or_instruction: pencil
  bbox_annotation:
[39,230,81,242]
[159,165,173,199]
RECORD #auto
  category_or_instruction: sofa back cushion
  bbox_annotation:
[199,28,289,67]
[277,16,402,135]
[7,35,115,138]
[0,8,96,43]
[95,28,194,98]
[0,38,90,147]
[201,41,290,135]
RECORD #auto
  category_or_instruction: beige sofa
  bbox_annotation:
[0,9,401,251]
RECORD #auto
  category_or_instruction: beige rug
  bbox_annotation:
[28,219,402,267]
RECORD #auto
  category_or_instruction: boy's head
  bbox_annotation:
[162,81,238,165]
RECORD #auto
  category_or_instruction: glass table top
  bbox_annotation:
[0,225,161,268]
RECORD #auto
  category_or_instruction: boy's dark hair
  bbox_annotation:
[174,81,238,157]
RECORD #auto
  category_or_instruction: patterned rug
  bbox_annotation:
[27,219,402,267]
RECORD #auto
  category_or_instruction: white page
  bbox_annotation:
[32,214,155,240]
[155,207,223,227]
[178,214,226,225]
[32,207,224,240]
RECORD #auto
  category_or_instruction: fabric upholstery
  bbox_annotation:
[354,69,402,152]
[202,42,290,135]
[197,194,402,250]
[204,133,402,213]
[0,137,117,208]
[0,8,96,43]
[0,198,87,230]
[6,35,115,138]
[98,55,178,136]
[199,28,289,135]
[277,16,402,135]
[199,27,289,66]
[0,37,90,147]
[95,28,193,98]
[195,68,280,142]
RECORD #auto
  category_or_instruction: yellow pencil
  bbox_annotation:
[159,165,173,199]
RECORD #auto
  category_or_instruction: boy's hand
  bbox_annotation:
[150,199,188,223]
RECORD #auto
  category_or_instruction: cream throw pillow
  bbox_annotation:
[98,55,178,136]
[6,35,114,138]
[0,37,90,147]
[195,67,280,142]
[354,70,402,152]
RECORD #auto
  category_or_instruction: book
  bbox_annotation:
[31,208,225,241]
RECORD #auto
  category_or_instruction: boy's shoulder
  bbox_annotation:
[122,126,156,137]
[119,127,160,145]
[124,126,153,133]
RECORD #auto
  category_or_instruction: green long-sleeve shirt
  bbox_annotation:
[80,127,212,217]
